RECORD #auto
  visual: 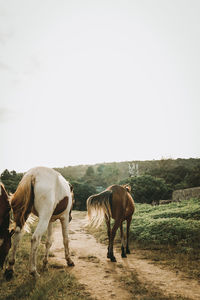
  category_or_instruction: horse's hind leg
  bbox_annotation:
[43,222,53,270]
[105,215,111,259]
[60,214,74,267]
[30,217,50,277]
[120,222,127,258]
[126,216,132,254]
[109,219,121,262]
[4,226,22,280]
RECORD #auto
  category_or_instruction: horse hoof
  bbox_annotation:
[110,256,117,262]
[30,270,40,278]
[121,254,127,258]
[107,253,110,259]
[67,260,75,267]
[4,269,14,281]
[126,250,131,254]
[43,264,48,271]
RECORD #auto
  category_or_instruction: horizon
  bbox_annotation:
[1,155,199,174]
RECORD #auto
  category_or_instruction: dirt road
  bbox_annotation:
[50,211,200,300]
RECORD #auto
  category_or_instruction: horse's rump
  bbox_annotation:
[87,185,135,226]
[87,190,112,227]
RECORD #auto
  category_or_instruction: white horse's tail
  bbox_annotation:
[87,190,112,228]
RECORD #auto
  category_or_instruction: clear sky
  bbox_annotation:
[0,0,200,173]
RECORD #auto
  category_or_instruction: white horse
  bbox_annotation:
[3,166,74,279]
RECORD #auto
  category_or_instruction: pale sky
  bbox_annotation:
[0,0,200,173]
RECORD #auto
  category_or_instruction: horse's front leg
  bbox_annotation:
[4,226,22,280]
[60,215,74,267]
[43,222,53,270]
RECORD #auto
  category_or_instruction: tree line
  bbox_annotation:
[1,158,200,210]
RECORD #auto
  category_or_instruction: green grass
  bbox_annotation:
[136,198,200,220]
[0,231,92,300]
[131,198,200,249]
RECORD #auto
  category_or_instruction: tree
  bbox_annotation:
[185,164,200,188]
[0,169,23,193]
[85,166,95,177]
[71,180,96,211]
[147,164,191,190]
[123,175,172,204]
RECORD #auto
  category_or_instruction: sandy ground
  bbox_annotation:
[50,211,200,300]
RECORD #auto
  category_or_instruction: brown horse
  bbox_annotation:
[0,183,12,269]
[87,184,135,262]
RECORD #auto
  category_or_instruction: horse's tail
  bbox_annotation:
[87,190,112,228]
[10,174,35,229]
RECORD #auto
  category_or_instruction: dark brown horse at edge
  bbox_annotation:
[87,184,135,262]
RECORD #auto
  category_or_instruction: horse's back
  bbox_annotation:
[107,185,134,220]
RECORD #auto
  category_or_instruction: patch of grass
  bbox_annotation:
[0,270,92,300]
[78,255,100,263]
[120,271,190,300]
[133,245,200,280]
[133,198,200,222]
[117,263,124,269]
[0,231,92,300]
[131,198,200,249]
[86,225,108,244]
[131,216,200,247]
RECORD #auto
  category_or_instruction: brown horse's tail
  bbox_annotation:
[87,190,112,228]
[10,174,35,229]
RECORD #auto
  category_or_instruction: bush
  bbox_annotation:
[0,169,23,193]
[71,180,96,210]
[128,175,172,204]
[130,198,200,248]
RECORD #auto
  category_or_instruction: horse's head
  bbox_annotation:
[0,183,12,269]
[69,183,75,222]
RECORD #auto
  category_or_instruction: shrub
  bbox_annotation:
[130,198,200,248]
[128,175,172,204]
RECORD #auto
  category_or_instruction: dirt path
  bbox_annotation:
[50,211,200,300]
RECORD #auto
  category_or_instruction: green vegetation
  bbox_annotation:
[146,159,200,190]
[0,169,23,193]
[71,181,96,210]
[122,175,172,204]
[131,198,200,248]
[1,158,200,207]
[0,231,92,300]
